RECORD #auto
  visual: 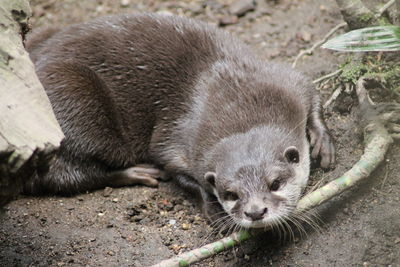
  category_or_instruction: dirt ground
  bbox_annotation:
[1,0,399,266]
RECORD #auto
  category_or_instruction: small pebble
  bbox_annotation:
[171,244,181,253]
[157,10,174,16]
[107,251,115,256]
[112,198,119,203]
[120,0,130,7]
[219,15,238,26]
[181,223,190,230]
[103,187,113,197]
[174,204,184,212]
[169,219,176,225]
[189,4,203,15]
[300,31,312,42]
[229,0,256,16]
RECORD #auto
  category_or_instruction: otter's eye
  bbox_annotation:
[224,191,239,201]
[270,179,281,191]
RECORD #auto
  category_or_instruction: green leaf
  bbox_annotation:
[322,26,400,52]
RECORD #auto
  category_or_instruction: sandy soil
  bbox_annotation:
[1,0,399,266]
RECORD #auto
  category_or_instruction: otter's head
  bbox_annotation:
[204,126,309,228]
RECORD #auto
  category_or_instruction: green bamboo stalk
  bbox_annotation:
[150,116,393,267]
[297,122,392,211]
[151,230,252,267]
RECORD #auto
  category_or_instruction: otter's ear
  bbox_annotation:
[284,146,300,164]
[204,172,217,187]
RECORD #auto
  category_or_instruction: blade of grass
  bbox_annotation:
[322,26,400,52]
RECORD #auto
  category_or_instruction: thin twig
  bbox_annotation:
[317,79,331,90]
[323,86,343,109]
[292,22,347,68]
[380,163,389,189]
[307,174,328,194]
[377,0,396,17]
[313,69,343,84]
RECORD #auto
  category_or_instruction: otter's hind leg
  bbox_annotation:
[24,158,166,195]
[24,152,110,195]
[108,164,166,187]
[29,61,151,194]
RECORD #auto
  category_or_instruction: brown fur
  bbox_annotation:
[25,14,334,223]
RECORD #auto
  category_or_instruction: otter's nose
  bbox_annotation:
[244,207,268,221]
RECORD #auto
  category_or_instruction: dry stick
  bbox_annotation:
[380,164,389,190]
[377,0,396,17]
[323,86,343,109]
[150,78,394,267]
[292,22,347,68]
[312,69,343,85]
[323,82,353,108]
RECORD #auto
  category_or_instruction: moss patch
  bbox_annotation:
[339,55,400,96]
[340,60,370,84]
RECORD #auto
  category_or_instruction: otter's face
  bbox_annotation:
[205,146,309,229]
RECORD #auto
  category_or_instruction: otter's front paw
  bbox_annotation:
[199,192,225,223]
[309,126,335,169]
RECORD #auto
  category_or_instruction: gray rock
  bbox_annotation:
[219,15,239,26]
[229,0,256,16]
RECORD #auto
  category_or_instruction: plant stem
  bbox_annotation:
[292,22,347,68]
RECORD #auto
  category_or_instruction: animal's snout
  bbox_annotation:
[244,206,268,221]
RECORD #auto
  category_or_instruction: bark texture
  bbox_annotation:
[0,0,64,206]
[335,0,379,29]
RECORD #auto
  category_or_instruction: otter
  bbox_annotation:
[25,13,335,228]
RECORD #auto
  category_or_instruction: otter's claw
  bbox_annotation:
[200,193,225,223]
[309,127,335,169]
